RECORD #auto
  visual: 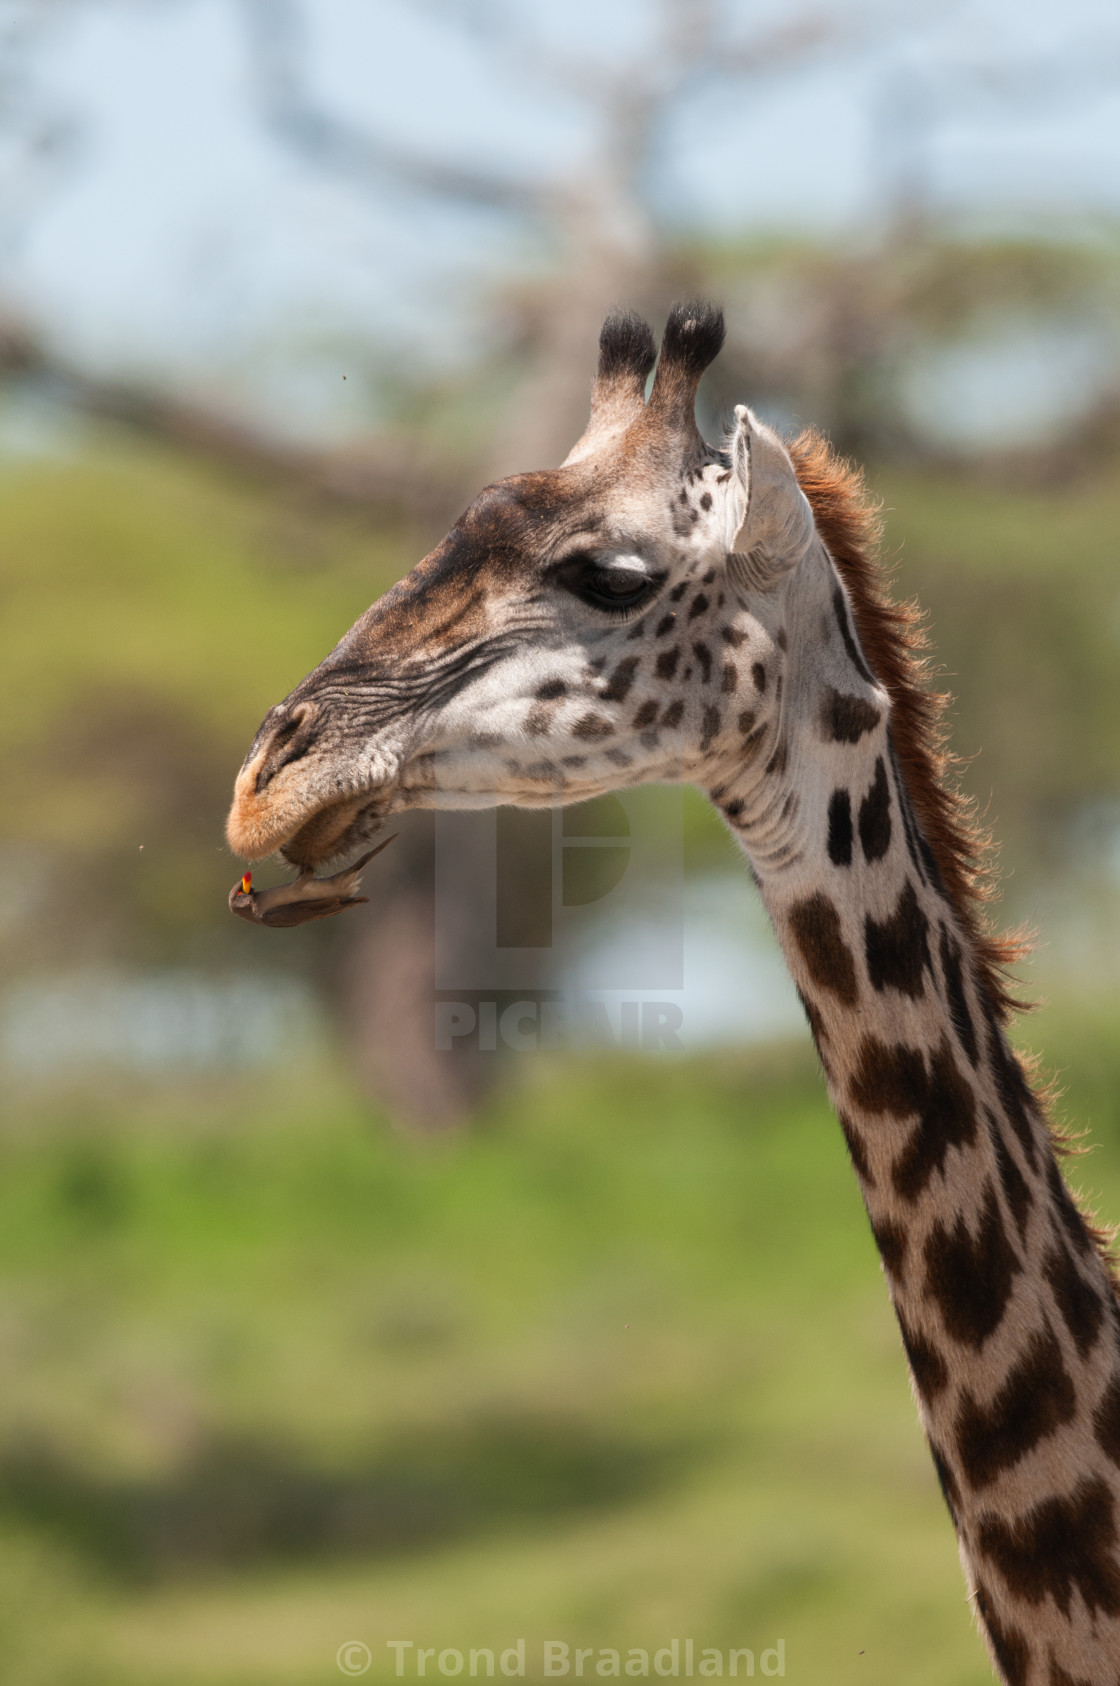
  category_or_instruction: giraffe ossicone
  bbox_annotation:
[227,301,1120,1685]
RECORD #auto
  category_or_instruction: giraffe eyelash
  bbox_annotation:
[554,553,664,616]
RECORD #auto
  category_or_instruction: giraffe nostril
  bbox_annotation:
[254,702,319,792]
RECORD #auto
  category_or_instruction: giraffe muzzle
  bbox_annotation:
[226,693,406,867]
[227,700,350,863]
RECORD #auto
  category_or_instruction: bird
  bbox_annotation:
[228,836,396,928]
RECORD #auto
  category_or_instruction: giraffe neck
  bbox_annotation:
[707,545,1120,1685]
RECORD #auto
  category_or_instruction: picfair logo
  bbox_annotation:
[495,794,633,949]
[434,785,683,994]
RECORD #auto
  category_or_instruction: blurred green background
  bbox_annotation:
[3,5,1120,1683]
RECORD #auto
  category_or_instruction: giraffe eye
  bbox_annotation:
[557,552,659,614]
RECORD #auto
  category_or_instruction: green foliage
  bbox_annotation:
[0,437,413,963]
[873,462,1120,880]
[0,443,399,779]
[0,1045,1073,1685]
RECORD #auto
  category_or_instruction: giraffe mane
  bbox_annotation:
[788,426,1026,1023]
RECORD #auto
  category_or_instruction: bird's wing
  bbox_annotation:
[259,895,369,928]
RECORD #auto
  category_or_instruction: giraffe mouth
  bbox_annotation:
[226,782,388,871]
[225,735,400,869]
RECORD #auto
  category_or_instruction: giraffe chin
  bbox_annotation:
[275,795,395,872]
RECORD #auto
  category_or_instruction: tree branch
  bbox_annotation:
[0,311,464,521]
[238,0,545,215]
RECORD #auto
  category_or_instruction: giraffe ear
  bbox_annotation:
[725,406,816,596]
[562,309,657,466]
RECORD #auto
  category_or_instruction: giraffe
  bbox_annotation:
[227,302,1120,1684]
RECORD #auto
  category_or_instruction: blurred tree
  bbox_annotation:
[235,0,852,472]
[0,0,84,258]
[2,0,870,1130]
[2,0,1120,1127]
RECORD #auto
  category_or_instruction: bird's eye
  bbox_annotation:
[558,552,659,614]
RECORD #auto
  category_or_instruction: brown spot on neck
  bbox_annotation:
[787,893,858,1006]
[819,686,881,744]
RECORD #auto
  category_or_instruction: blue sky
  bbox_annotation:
[4,0,1120,415]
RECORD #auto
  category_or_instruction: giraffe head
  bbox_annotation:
[226,301,841,871]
